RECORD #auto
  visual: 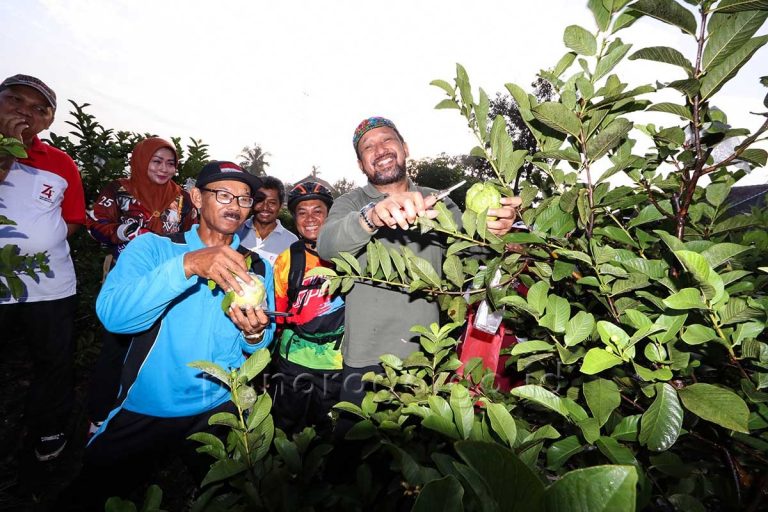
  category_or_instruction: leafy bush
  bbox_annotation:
[304,1,768,510]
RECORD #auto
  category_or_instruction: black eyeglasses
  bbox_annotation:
[200,188,254,208]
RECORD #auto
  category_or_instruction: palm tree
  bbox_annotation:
[238,143,271,176]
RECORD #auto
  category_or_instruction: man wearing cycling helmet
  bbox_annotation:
[270,181,344,435]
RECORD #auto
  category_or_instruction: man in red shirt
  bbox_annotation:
[0,74,86,461]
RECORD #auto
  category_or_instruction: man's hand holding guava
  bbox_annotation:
[487,196,523,236]
[183,246,253,295]
[227,304,269,342]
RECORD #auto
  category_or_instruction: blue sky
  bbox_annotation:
[2,0,766,186]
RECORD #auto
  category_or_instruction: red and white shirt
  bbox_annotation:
[0,136,85,303]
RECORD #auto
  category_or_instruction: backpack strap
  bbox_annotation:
[287,240,307,306]
[237,245,266,277]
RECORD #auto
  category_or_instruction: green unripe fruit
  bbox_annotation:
[226,273,266,310]
[465,183,502,220]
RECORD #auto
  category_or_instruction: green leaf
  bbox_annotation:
[564,24,598,56]
[646,102,694,121]
[629,0,698,35]
[611,414,642,441]
[681,323,718,345]
[366,241,380,276]
[663,288,706,310]
[586,118,633,160]
[700,242,751,268]
[578,417,602,444]
[200,459,248,487]
[412,476,464,512]
[706,182,730,207]
[540,294,571,333]
[238,348,271,382]
[565,311,596,346]
[527,281,549,316]
[545,465,638,512]
[456,441,545,512]
[376,240,393,280]
[581,348,624,375]
[450,385,474,439]
[446,240,476,257]
[338,251,362,275]
[486,403,518,448]
[553,52,578,79]
[456,63,473,109]
[588,0,611,31]
[737,148,768,166]
[547,435,584,470]
[442,255,464,289]
[594,226,636,247]
[666,77,701,97]
[476,88,490,142]
[511,384,570,418]
[597,321,630,348]
[595,42,633,81]
[714,0,768,13]
[613,10,643,33]
[584,378,621,426]
[410,256,442,288]
[629,46,694,73]
[674,250,725,302]
[531,101,583,138]
[511,340,555,355]
[700,35,768,100]
[430,79,455,96]
[678,383,750,433]
[639,383,683,451]
[596,436,638,465]
[188,361,231,387]
[703,11,768,70]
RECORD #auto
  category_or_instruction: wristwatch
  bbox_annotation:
[359,201,378,232]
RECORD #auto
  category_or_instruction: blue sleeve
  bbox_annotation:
[96,234,195,334]
[240,257,276,353]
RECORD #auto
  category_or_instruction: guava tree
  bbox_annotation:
[306,1,768,510]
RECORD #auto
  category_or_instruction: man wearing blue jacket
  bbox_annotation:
[74,161,276,506]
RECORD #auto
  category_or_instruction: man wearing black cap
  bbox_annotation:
[73,161,275,505]
[0,74,86,461]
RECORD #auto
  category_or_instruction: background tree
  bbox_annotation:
[330,177,356,198]
[470,78,556,194]
[46,101,211,204]
[238,143,270,176]
[408,153,480,209]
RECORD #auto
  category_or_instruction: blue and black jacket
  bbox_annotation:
[93,225,275,429]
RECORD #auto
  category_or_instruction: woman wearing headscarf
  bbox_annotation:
[86,137,197,433]
[88,137,196,256]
